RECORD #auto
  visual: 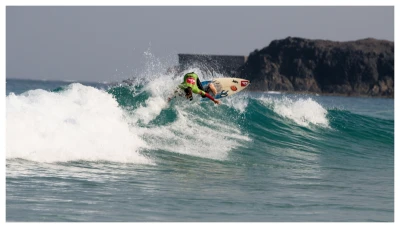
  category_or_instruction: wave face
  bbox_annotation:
[6,71,394,221]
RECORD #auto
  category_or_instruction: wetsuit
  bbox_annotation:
[178,72,216,102]
[179,72,206,96]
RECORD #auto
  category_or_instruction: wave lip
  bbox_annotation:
[259,96,329,128]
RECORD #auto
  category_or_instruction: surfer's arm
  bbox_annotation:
[201,91,220,104]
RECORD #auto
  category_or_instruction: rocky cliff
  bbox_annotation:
[237,37,394,97]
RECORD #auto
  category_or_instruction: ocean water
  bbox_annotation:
[6,74,394,222]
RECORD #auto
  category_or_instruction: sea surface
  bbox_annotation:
[6,75,394,222]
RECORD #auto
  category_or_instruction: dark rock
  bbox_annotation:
[237,37,394,97]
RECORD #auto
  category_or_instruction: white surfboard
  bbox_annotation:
[201,78,250,99]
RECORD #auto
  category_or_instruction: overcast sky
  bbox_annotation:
[6,6,394,82]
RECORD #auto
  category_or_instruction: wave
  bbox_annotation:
[6,70,393,164]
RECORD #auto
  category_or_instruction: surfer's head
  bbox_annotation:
[184,87,193,101]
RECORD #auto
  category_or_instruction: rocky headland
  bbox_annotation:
[237,37,394,97]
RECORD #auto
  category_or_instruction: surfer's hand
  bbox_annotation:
[214,99,221,105]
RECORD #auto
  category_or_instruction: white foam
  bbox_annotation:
[223,94,250,114]
[139,118,249,160]
[135,97,251,161]
[266,91,282,94]
[130,74,177,125]
[260,96,329,127]
[6,83,151,164]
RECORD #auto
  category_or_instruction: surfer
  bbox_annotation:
[168,72,220,104]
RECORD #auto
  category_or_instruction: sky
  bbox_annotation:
[5,5,395,83]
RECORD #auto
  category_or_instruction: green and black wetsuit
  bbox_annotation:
[179,72,206,96]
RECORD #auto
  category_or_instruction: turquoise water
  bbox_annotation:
[6,78,394,222]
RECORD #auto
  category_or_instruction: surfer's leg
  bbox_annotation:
[209,83,217,96]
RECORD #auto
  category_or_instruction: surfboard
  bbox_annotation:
[201,78,250,99]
